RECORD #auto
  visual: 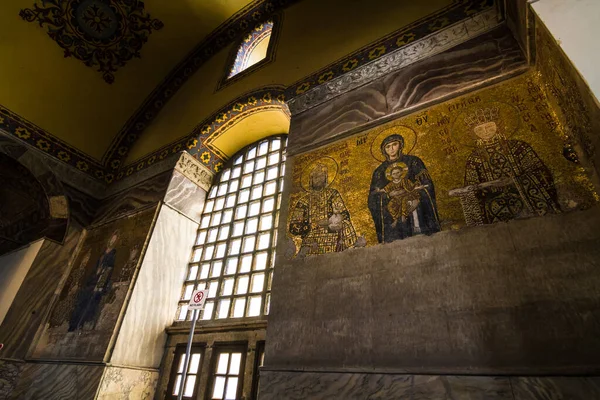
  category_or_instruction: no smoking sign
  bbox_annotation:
[188,289,209,310]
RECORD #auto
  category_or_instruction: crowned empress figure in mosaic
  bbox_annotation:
[289,163,357,255]
[462,107,560,224]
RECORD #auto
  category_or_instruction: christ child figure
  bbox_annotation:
[378,162,425,227]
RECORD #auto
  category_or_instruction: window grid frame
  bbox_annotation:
[166,344,206,400]
[177,136,286,322]
[207,343,247,400]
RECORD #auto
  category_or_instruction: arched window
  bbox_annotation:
[177,136,286,321]
[228,20,274,79]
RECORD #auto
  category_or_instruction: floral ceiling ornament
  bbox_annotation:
[20,0,163,83]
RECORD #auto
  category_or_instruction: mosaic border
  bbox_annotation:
[287,7,503,115]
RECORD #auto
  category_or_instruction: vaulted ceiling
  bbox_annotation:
[0,0,494,183]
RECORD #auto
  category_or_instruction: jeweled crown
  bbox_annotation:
[464,107,500,128]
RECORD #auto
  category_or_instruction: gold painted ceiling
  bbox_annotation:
[0,0,493,182]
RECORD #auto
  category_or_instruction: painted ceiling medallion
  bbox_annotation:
[20,0,163,83]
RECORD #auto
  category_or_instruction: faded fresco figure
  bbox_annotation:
[368,134,440,242]
[289,163,357,255]
[68,231,118,332]
[452,107,559,225]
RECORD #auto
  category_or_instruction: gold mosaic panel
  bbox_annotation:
[287,72,597,255]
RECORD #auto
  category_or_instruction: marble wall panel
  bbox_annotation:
[267,206,600,374]
[288,27,527,154]
[96,366,158,400]
[164,170,207,223]
[93,172,172,224]
[259,371,600,400]
[0,223,83,359]
[6,363,103,400]
[110,205,198,368]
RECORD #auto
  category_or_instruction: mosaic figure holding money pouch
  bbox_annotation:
[460,107,560,224]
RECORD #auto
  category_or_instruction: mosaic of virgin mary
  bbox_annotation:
[368,130,441,242]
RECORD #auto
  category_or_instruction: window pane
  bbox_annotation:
[232,222,244,237]
[265,293,271,315]
[242,236,255,253]
[228,180,239,193]
[266,166,278,180]
[178,305,188,321]
[183,284,194,300]
[253,171,265,185]
[240,255,252,273]
[232,166,241,178]
[196,230,207,245]
[251,185,262,200]
[257,233,271,250]
[217,353,230,374]
[202,301,214,320]
[229,239,241,255]
[234,155,243,165]
[177,353,186,373]
[217,299,230,319]
[209,186,218,198]
[264,181,276,195]
[222,278,234,296]
[250,273,265,293]
[200,263,210,279]
[173,375,182,396]
[232,298,246,318]
[212,376,226,399]
[220,169,231,182]
[263,197,275,213]
[225,377,239,399]
[235,205,247,220]
[215,243,226,259]
[238,189,250,203]
[210,212,222,227]
[268,152,280,165]
[226,194,236,208]
[225,257,238,274]
[248,296,262,317]
[248,201,260,217]
[256,157,266,170]
[245,218,258,234]
[243,160,254,174]
[254,252,267,270]
[211,261,223,277]
[259,215,272,231]
[236,275,249,295]
[189,353,201,374]
[204,200,215,213]
[207,228,218,243]
[229,353,242,374]
[188,266,198,280]
[215,197,225,211]
[203,245,214,260]
[218,183,227,196]
[208,281,219,298]
[271,139,281,150]
[241,175,252,189]
[258,141,268,156]
[192,249,202,262]
[222,209,233,224]
[218,226,230,241]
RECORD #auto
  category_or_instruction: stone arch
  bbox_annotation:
[0,137,69,254]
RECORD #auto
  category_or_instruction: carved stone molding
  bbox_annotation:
[287,8,503,116]
[174,152,215,192]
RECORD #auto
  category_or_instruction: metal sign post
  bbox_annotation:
[177,289,208,400]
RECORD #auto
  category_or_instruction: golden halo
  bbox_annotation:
[384,162,409,181]
[300,156,339,192]
[451,101,521,148]
[370,125,418,162]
